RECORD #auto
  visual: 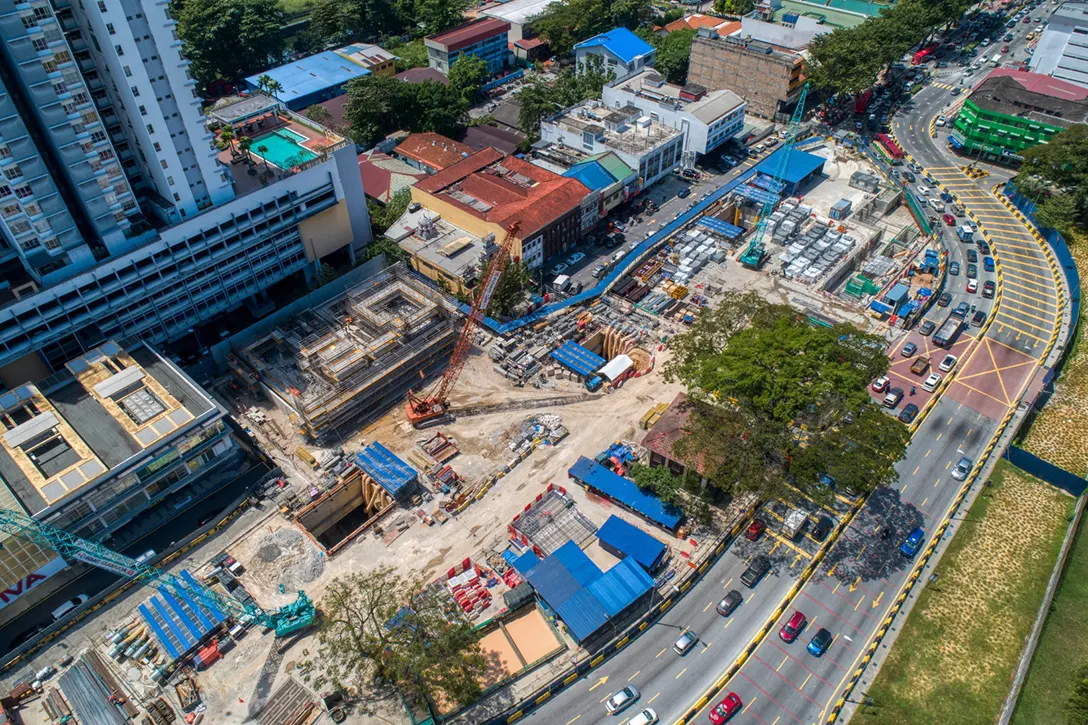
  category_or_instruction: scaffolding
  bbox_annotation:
[234,264,461,441]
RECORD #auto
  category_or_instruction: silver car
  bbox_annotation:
[951,456,973,481]
[605,685,640,715]
[674,630,698,655]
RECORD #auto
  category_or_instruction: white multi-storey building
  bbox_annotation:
[602,69,746,157]
[0,0,372,382]
[1029,2,1088,89]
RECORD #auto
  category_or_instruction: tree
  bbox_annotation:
[484,260,534,318]
[517,58,614,141]
[299,568,487,708]
[256,144,270,171]
[530,0,650,54]
[367,187,413,234]
[389,38,429,71]
[629,463,690,506]
[407,80,469,137]
[316,262,342,286]
[344,73,405,145]
[309,0,349,43]
[1068,664,1088,725]
[218,126,237,154]
[306,104,333,125]
[713,0,753,15]
[237,135,252,162]
[1016,124,1088,237]
[363,236,411,263]
[663,292,909,504]
[660,7,685,24]
[177,0,284,89]
[448,54,489,104]
[643,27,695,84]
[416,0,470,34]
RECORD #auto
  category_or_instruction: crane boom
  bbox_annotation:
[406,222,521,427]
[739,82,810,269]
[0,508,314,637]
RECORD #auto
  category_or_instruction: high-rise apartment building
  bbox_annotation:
[0,0,372,385]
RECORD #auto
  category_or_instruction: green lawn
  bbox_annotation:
[854,462,1072,725]
[1011,502,1088,725]
[278,0,312,16]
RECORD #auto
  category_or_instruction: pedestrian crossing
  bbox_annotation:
[929,81,959,91]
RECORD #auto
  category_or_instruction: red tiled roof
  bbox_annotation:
[395,132,473,171]
[358,151,426,204]
[427,18,511,52]
[640,393,705,474]
[415,150,589,238]
[656,15,740,35]
[989,67,1088,101]
[515,37,546,49]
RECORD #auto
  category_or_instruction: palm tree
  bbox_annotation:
[219,126,236,156]
[266,79,283,104]
[256,73,273,96]
[238,135,252,164]
[257,144,270,171]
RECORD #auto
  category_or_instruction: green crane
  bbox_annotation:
[0,508,314,637]
[738,82,811,269]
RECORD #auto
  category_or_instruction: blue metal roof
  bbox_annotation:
[568,456,683,531]
[696,217,743,239]
[596,515,667,570]
[550,340,606,378]
[138,570,226,661]
[753,148,826,186]
[574,28,655,64]
[355,442,416,499]
[563,162,615,192]
[734,184,780,206]
[587,556,653,616]
[512,549,542,574]
[245,51,370,103]
[552,540,602,587]
[555,588,610,641]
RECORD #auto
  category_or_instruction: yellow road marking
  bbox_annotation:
[657,647,667,658]
[777,654,789,671]
[628,670,640,681]
[676,667,688,679]
[648,693,660,704]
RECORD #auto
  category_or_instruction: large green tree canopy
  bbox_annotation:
[177,0,284,88]
[1015,124,1088,240]
[530,0,652,54]
[344,74,468,146]
[664,292,909,504]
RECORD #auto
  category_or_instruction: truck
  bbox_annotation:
[957,224,974,243]
[910,355,931,375]
[934,314,965,348]
[784,509,808,541]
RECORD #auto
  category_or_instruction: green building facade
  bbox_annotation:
[951,98,1064,162]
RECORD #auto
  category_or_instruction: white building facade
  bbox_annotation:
[1029,2,1088,89]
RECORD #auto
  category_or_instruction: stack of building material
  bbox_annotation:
[445,558,492,617]
[58,654,128,725]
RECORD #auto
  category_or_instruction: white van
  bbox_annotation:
[51,594,89,622]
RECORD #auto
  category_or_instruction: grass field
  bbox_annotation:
[278,0,312,16]
[854,462,1072,725]
[1010,502,1088,725]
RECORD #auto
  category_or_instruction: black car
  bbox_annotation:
[901,170,916,182]
[949,262,960,276]
[972,310,987,327]
[899,402,920,423]
[966,263,978,279]
[717,590,743,616]
[811,516,834,541]
[678,188,691,199]
[937,292,952,307]
[983,280,996,298]
[741,557,771,588]
[920,320,936,336]
[966,249,978,263]
[978,239,991,255]
[952,301,970,318]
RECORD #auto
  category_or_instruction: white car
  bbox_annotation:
[755,143,766,152]
[550,262,568,275]
[51,594,89,622]
[872,375,890,393]
[628,709,659,725]
[917,185,931,196]
[923,372,942,392]
[566,252,585,265]
[967,279,978,293]
[936,116,947,127]
[939,354,958,372]
[605,685,640,715]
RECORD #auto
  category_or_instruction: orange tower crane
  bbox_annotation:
[405,221,521,428]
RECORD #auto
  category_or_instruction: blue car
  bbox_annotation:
[807,628,833,656]
[900,527,924,557]
[983,256,994,272]
[940,192,954,203]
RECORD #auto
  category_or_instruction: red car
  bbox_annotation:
[745,520,766,541]
[942,213,956,226]
[779,610,807,642]
[1001,44,1010,52]
[709,692,743,724]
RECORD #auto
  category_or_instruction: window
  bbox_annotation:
[44,237,61,250]
[132,87,140,98]
[98,0,106,10]
[22,16,38,29]
[0,147,11,161]
[160,159,167,169]
[32,38,48,52]
[14,185,33,199]
[114,45,123,56]
[53,50,71,64]
[3,166,21,181]
[152,142,161,152]
[146,124,153,134]
[106,22,114,34]
[42,59,57,74]
[1,204,18,218]
[9,220,31,235]
[123,65,131,77]
[20,238,41,251]
[166,175,174,186]
[139,105,147,116]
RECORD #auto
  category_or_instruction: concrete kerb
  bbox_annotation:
[670,496,867,725]
[484,510,755,725]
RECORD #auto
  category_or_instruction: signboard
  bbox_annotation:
[72,550,137,578]
[0,556,67,611]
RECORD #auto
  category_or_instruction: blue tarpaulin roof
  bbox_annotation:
[754,147,826,186]
[550,340,606,378]
[596,515,667,570]
[523,541,652,641]
[869,300,894,314]
[697,217,744,239]
[355,442,416,499]
[574,28,655,64]
[563,162,615,191]
[568,457,683,530]
[734,184,780,206]
[243,51,370,103]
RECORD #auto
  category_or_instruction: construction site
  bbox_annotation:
[227,263,461,443]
